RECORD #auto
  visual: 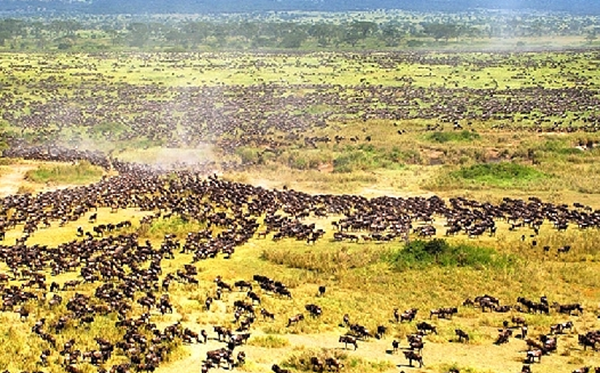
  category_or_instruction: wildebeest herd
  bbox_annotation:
[0,145,598,372]
[1,50,600,169]
[0,48,599,373]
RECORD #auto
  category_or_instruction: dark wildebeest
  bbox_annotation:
[287,314,304,327]
[403,350,423,367]
[339,335,358,350]
[455,329,469,342]
[317,285,326,297]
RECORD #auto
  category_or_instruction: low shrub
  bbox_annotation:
[384,239,515,271]
[333,145,404,173]
[450,162,547,187]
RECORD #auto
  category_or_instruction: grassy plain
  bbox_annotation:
[0,47,600,373]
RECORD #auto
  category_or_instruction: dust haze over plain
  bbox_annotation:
[1,0,600,14]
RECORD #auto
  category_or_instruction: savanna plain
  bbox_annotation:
[1,38,600,373]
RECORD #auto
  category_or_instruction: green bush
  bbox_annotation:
[384,239,514,271]
[451,162,547,186]
[333,145,404,173]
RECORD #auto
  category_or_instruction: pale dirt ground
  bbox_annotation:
[0,163,36,196]
[155,311,597,373]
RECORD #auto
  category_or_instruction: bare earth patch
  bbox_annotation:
[0,163,37,197]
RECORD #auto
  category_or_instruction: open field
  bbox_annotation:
[0,46,600,373]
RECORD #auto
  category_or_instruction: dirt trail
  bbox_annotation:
[155,324,582,373]
[0,163,36,197]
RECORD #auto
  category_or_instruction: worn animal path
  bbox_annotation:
[155,325,591,373]
[0,163,36,197]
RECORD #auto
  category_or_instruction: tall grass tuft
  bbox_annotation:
[24,160,104,185]
[426,130,481,143]
[260,247,383,274]
[333,145,404,173]
[282,347,394,373]
[247,335,290,348]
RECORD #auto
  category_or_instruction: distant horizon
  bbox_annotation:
[1,0,600,16]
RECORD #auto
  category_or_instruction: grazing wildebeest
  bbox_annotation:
[271,364,290,373]
[213,326,231,342]
[571,367,592,373]
[416,321,437,335]
[234,280,253,291]
[399,308,418,322]
[392,339,399,353]
[455,329,469,342]
[339,335,358,350]
[430,307,458,319]
[325,357,343,372]
[305,304,322,317]
[495,329,512,345]
[317,285,326,297]
[375,325,387,339]
[526,349,543,363]
[553,302,584,315]
[310,357,324,372]
[403,350,423,367]
[287,314,304,327]
[261,308,275,320]
[247,291,261,304]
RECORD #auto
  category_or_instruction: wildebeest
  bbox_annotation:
[325,357,344,372]
[272,364,290,373]
[261,308,275,320]
[317,285,326,297]
[305,304,322,317]
[287,314,304,327]
[310,357,324,372]
[403,350,423,367]
[553,302,584,315]
[525,349,543,363]
[455,329,469,343]
[416,321,437,335]
[339,335,358,350]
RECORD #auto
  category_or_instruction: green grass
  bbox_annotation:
[454,162,545,182]
[333,145,405,173]
[138,216,208,240]
[24,161,104,185]
[426,130,481,143]
[383,239,516,271]
[429,162,550,189]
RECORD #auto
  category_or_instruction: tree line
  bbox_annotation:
[0,12,598,51]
